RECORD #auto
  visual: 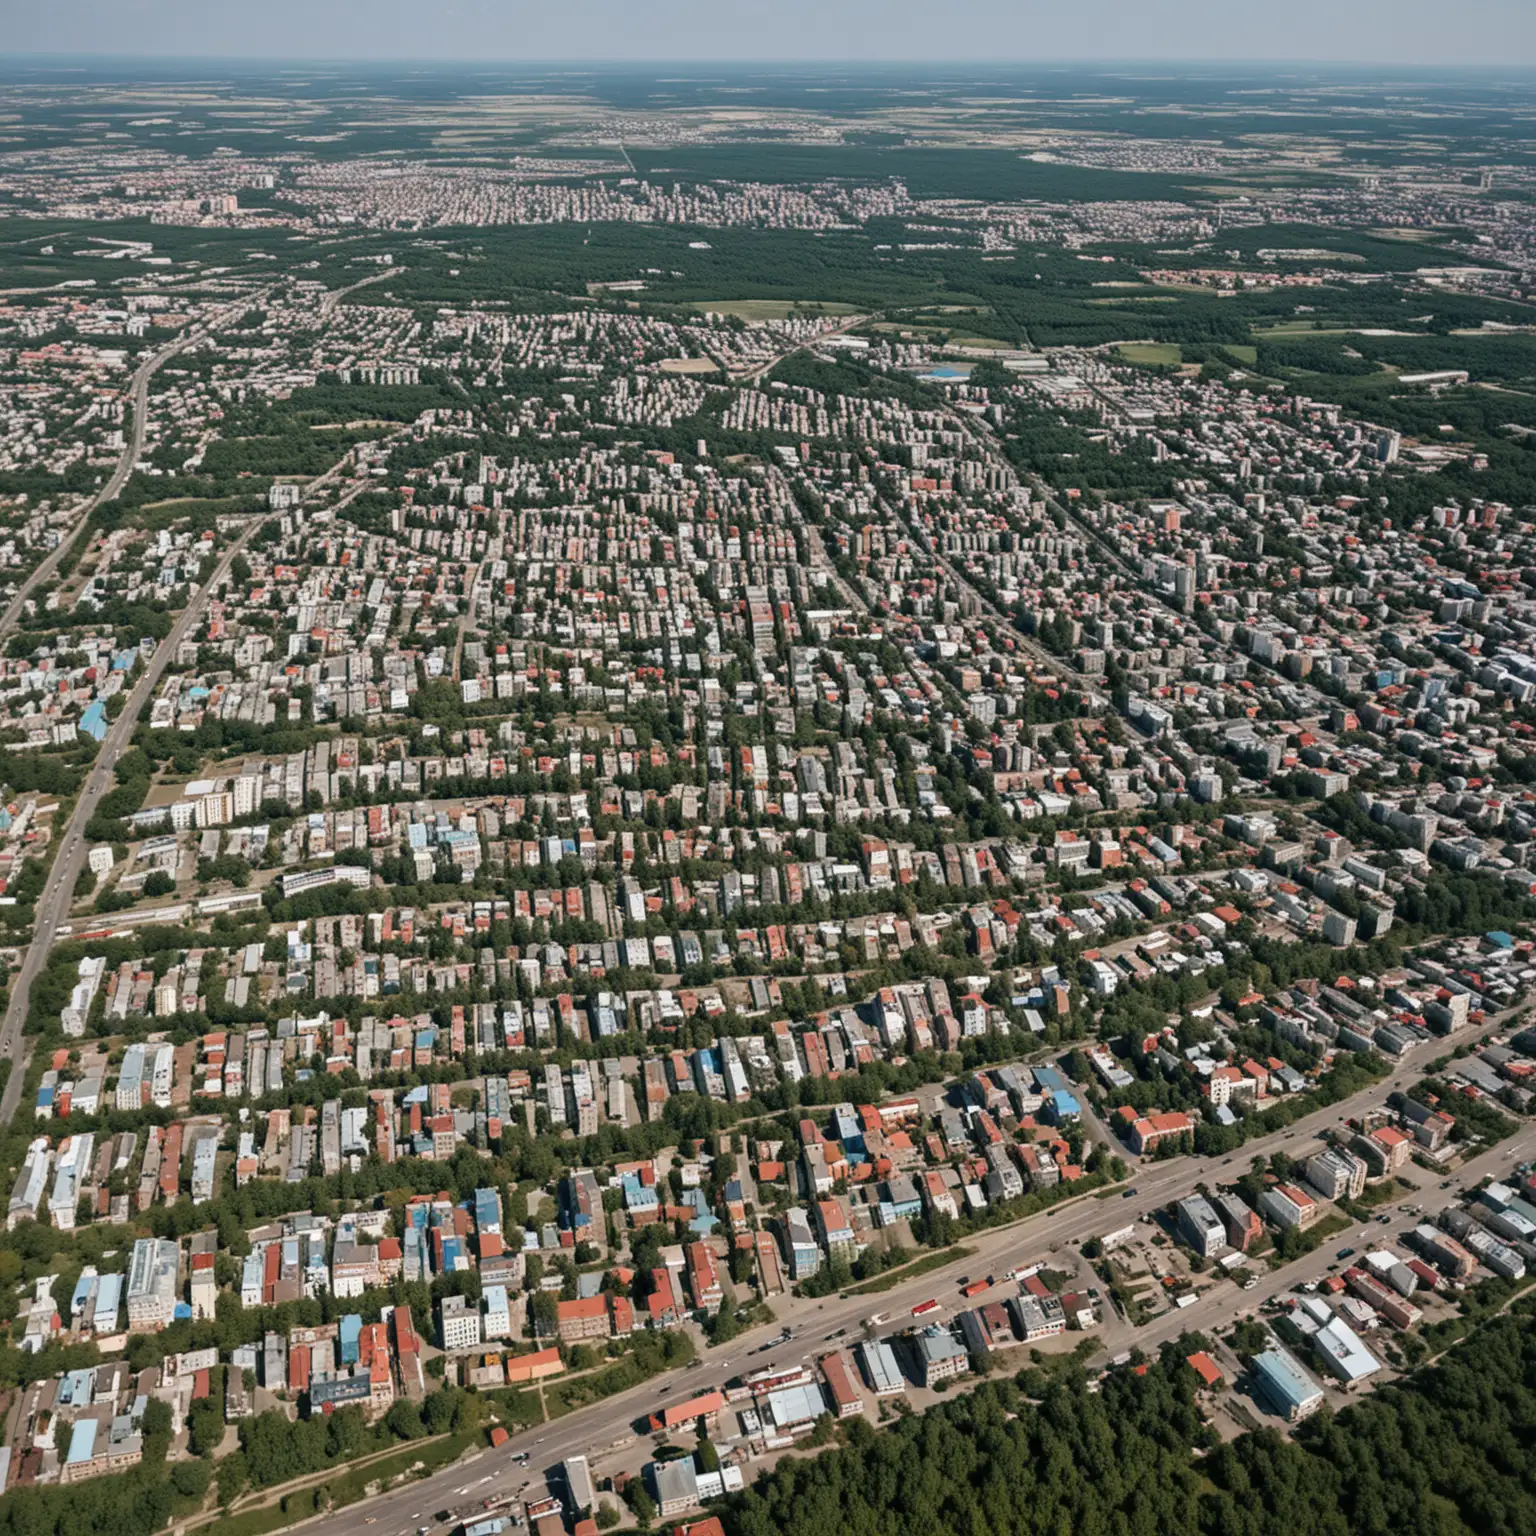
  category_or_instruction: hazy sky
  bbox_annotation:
[8,0,1536,68]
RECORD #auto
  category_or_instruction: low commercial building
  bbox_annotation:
[649,1389,726,1433]
[912,1325,970,1388]
[1215,1191,1263,1252]
[1312,1318,1381,1385]
[1258,1183,1320,1231]
[556,1295,611,1343]
[819,1350,864,1418]
[764,1382,828,1432]
[125,1238,179,1331]
[857,1338,905,1397]
[650,1455,700,1519]
[1011,1294,1065,1342]
[438,1294,482,1351]
[1305,1148,1367,1203]
[1252,1345,1325,1422]
[1176,1194,1228,1257]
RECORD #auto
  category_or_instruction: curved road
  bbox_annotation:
[0,440,375,1126]
[0,511,270,1122]
[0,289,271,641]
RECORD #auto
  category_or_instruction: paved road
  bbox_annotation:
[0,290,271,641]
[1132,1119,1536,1373]
[730,314,869,383]
[321,270,395,320]
[0,452,371,1125]
[299,1010,1513,1536]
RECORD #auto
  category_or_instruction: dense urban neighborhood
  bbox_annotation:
[0,54,1534,1536]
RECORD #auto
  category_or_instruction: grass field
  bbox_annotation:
[1223,344,1259,364]
[658,356,721,373]
[1116,342,1181,365]
[843,1244,977,1297]
[693,299,860,321]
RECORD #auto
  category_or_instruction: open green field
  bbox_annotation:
[692,299,860,321]
[1116,342,1181,365]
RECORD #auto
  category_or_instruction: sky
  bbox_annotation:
[7,0,1536,68]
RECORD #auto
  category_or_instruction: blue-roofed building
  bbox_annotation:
[876,1174,923,1227]
[690,1047,721,1097]
[77,701,108,743]
[680,1187,717,1235]
[1252,1345,1325,1421]
[339,1313,362,1365]
[92,1272,122,1334]
[474,1188,502,1234]
[1047,1089,1081,1124]
[403,1224,428,1283]
[59,1368,96,1407]
[64,1417,97,1473]
[1034,1064,1069,1095]
[622,1171,659,1216]
[1487,930,1515,950]
[832,1104,867,1159]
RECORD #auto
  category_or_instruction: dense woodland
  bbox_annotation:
[727,1305,1536,1536]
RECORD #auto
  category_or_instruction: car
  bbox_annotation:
[1337,1247,1355,1259]
[1377,1214,1391,1224]
[1122,1189,1137,1199]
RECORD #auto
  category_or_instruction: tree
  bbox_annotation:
[625,1483,656,1530]
[387,1399,426,1440]
[140,1397,174,1462]
[423,1386,460,1436]
[532,1292,560,1338]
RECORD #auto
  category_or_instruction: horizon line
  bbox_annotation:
[4,53,1536,71]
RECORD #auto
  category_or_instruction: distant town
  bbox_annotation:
[0,55,1533,1536]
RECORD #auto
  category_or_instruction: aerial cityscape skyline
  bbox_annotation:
[0,47,1532,1536]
